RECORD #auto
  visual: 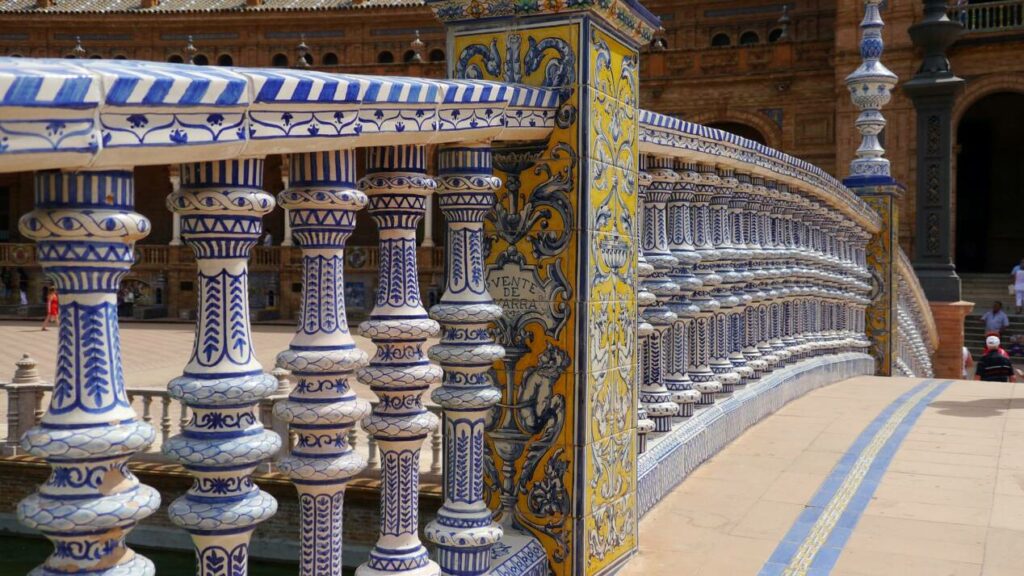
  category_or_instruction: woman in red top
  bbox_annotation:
[42,287,58,331]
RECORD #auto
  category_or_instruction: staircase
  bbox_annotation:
[961,273,1013,313]
[965,313,1024,362]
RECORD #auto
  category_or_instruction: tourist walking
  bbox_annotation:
[1012,258,1024,313]
[975,336,1017,382]
[41,287,58,331]
[982,301,1010,337]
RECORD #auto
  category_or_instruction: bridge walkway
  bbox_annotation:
[623,376,1024,576]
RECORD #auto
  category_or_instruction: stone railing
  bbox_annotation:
[634,110,881,515]
[0,359,444,475]
[894,250,939,377]
[949,0,1024,33]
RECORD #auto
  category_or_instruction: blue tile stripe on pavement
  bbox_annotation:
[757,379,953,576]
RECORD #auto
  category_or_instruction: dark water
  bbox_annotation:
[0,535,302,575]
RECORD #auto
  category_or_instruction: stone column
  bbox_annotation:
[356,144,441,576]
[423,145,505,576]
[689,164,723,403]
[274,150,372,576]
[640,156,680,431]
[170,168,183,246]
[905,0,964,303]
[164,159,281,576]
[421,194,435,248]
[665,159,702,416]
[17,170,160,576]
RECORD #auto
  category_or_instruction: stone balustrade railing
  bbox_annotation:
[949,0,1024,33]
[894,250,939,378]
[0,49,939,576]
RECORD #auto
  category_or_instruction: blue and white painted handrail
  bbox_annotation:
[0,57,560,172]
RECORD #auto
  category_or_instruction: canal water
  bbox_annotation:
[0,535,305,575]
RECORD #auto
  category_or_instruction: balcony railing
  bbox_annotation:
[949,0,1024,33]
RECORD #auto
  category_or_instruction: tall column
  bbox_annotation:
[421,195,435,248]
[905,0,964,302]
[665,159,702,416]
[357,145,441,576]
[424,145,504,576]
[274,150,372,576]
[640,156,680,432]
[17,170,160,576]
[164,159,281,576]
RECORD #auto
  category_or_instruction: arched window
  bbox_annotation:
[167,54,184,63]
[429,49,445,62]
[8,53,22,57]
[301,52,313,66]
[113,54,127,60]
[740,31,760,45]
[322,52,339,66]
[272,53,289,67]
[768,28,785,42]
[217,54,233,66]
[711,33,731,47]
[706,122,768,146]
[89,54,103,59]
[192,54,209,65]
[377,50,394,64]
[403,49,419,63]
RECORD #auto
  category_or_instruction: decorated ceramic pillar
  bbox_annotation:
[736,174,767,379]
[274,150,372,576]
[434,3,659,572]
[16,170,160,576]
[689,164,722,404]
[665,159,702,416]
[424,145,505,576]
[777,186,801,360]
[640,156,680,432]
[636,171,658,451]
[356,145,441,576]
[709,168,743,391]
[752,178,779,370]
[765,183,792,366]
[164,159,281,576]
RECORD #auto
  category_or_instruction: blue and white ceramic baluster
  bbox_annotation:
[424,145,504,576]
[357,145,441,576]
[736,174,766,380]
[165,159,281,576]
[726,178,752,384]
[750,178,778,371]
[274,150,372,576]
[639,156,680,432]
[846,0,898,179]
[777,186,801,361]
[665,159,702,417]
[17,170,160,576]
[709,168,742,391]
[636,169,664,444]
[689,164,722,404]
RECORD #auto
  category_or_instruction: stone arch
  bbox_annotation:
[952,74,1024,129]
[690,110,782,150]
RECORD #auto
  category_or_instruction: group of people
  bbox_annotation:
[970,294,1023,382]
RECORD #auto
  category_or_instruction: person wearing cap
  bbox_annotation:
[975,336,1016,382]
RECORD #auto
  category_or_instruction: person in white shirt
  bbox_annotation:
[982,301,1010,336]
[962,346,974,379]
[1011,258,1024,313]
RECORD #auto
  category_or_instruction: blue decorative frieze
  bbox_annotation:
[164,157,280,576]
[17,169,160,576]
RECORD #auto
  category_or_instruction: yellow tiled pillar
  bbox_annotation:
[429,4,659,575]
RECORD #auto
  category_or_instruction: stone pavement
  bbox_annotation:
[0,320,438,402]
[623,375,1024,576]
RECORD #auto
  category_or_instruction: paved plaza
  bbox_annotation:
[624,376,1024,576]
[0,320,438,401]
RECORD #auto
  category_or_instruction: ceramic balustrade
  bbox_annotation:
[636,171,658,452]
[639,156,681,431]
[273,149,372,576]
[164,158,281,576]
[356,144,441,576]
[709,168,744,392]
[16,170,160,576]
[423,144,505,576]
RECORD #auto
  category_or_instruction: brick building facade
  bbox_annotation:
[1,0,1022,316]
